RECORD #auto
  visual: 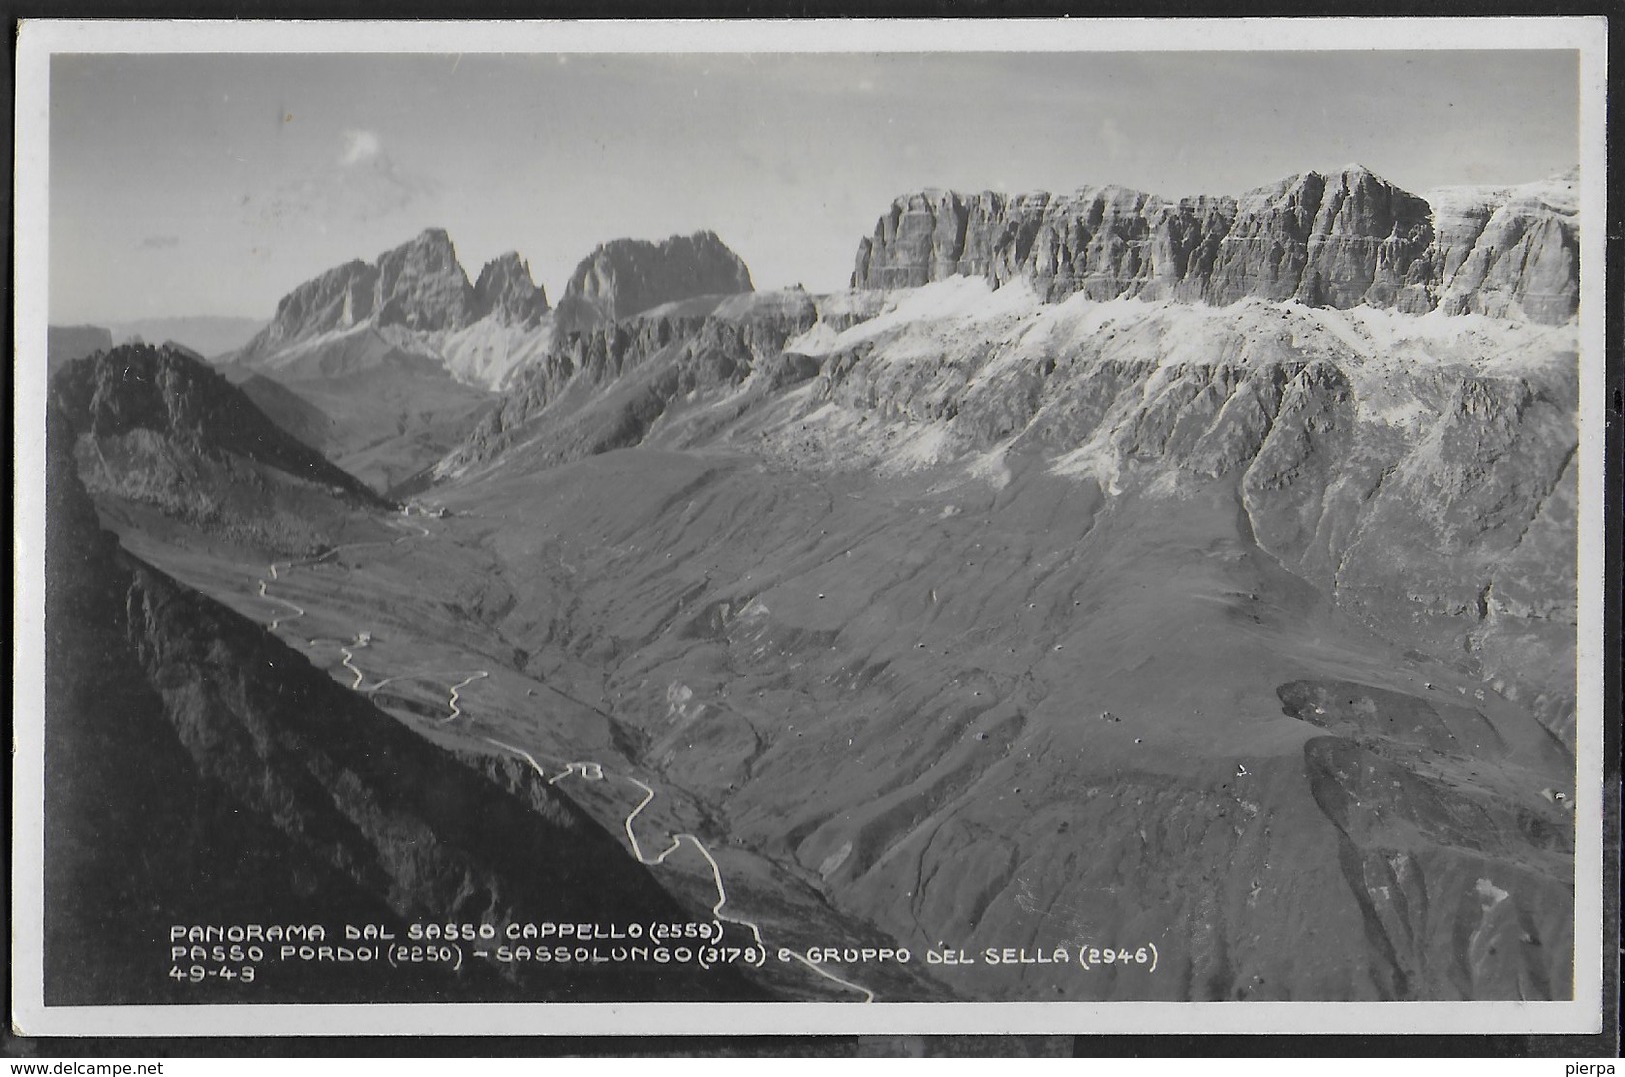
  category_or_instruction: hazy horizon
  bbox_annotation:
[49,49,1580,324]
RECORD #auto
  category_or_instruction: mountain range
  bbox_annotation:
[70,165,1570,501]
[44,163,1583,1004]
[852,166,1577,323]
[196,227,757,492]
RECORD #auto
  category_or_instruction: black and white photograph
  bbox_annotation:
[10,18,1610,1039]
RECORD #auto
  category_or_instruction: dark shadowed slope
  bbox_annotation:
[42,402,767,1005]
[235,372,340,456]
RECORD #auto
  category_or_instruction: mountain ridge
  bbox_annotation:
[235,227,757,391]
[220,228,760,491]
[851,166,1578,324]
[239,229,542,356]
[551,229,756,340]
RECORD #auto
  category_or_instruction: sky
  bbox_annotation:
[48,48,1581,323]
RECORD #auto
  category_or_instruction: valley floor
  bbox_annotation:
[103,435,1578,1004]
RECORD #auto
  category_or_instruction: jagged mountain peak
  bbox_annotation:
[398,224,453,247]
[553,229,754,339]
[235,227,568,393]
[241,227,488,358]
[570,229,751,277]
[375,226,458,264]
[481,249,528,270]
[473,251,550,326]
[1326,162,1383,182]
[371,228,474,332]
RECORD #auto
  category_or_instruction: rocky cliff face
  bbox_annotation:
[473,251,551,326]
[552,230,755,340]
[852,167,1577,324]
[219,231,561,490]
[372,226,479,330]
[222,229,758,489]
[243,229,480,355]
[43,404,763,1005]
[1424,170,1580,322]
[795,283,1577,745]
[236,229,554,388]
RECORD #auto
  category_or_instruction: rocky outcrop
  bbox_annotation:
[239,230,555,363]
[51,343,398,551]
[43,404,764,1004]
[1210,169,1434,309]
[1423,170,1579,322]
[252,258,380,351]
[552,230,754,340]
[472,251,550,325]
[226,228,754,455]
[852,166,1577,323]
[370,227,479,330]
[241,229,480,357]
[47,324,113,372]
[220,232,558,487]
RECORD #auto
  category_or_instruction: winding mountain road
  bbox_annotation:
[480,734,874,1000]
[256,577,306,632]
[255,518,419,634]
[250,507,875,1003]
